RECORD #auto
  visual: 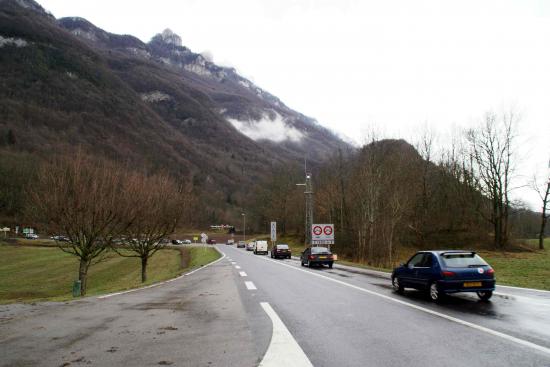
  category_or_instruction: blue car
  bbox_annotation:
[391,251,496,302]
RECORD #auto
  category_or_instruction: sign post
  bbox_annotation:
[1,227,9,238]
[311,224,334,246]
[270,221,277,242]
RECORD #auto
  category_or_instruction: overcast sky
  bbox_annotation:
[39,0,550,209]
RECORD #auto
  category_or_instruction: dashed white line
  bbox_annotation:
[231,262,236,265]
[235,265,241,269]
[245,281,257,290]
[239,271,248,277]
[259,302,313,367]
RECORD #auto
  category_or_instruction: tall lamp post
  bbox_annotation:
[241,213,246,242]
[296,172,313,246]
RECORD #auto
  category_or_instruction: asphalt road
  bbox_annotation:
[0,250,271,367]
[220,244,550,367]
[2,245,550,367]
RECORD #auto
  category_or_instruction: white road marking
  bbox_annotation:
[245,281,257,290]
[231,262,236,265]
[98,247,225,299]
[239,271,248,277]
[235,265,241,269]
[258,255,550,356]
[259,302,313,367]
[497,284,550,294]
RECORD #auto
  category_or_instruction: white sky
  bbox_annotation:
[38,0,550,210]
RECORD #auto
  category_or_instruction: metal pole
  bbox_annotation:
[242,213,246,242]
[297,172,314,247]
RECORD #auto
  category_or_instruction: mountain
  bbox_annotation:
[0,0,350,222]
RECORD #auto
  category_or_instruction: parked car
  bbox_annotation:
[237,241,246,248]
[300,246,334,268]
[391,250,496,302]
[246,242,255,251]
[226,239,235,245]
[271,244,291,259]
[25,233,39,240]
[51,235,69,242]
[207,239,216,244]
[183,239,192,244]
[171,239,184,245]
[254,240,268,255]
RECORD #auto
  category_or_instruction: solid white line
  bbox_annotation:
[239,271,248,277]
[235,265,241,269]
[245,281,257,290]
[98,247,226,299]
[497,284,550,294]
[257,256,550,356]
[259,302,313,367]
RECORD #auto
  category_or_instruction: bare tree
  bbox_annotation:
[26,153,133,295]
[532,167,550,250]
[466,111,518,248]
[114,172,190,282]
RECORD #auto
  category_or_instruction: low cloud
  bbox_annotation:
[227,112,304,143]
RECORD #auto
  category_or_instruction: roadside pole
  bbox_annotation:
[296,172,314,246]
[271,221,277,252]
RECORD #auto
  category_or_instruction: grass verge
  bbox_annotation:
[0,244,220,304]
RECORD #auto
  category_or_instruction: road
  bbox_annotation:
[1,244,550,366]
[220,244,550,367]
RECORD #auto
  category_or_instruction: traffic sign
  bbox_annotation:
[311,224,334,245]
[200,232,208,244]
[270,222,277,242]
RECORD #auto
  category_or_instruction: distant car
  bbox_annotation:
[51,235,69,242]
[391,251,496,302]
[183,239,192,244]
[254,240,268,255]
[237,241,246,248]
[25,234,39,240]
[171,239,184,245]
[271,244,291,259]
[246,242,255,251]
[226,239,235,246]
[207,239,216,244]
[301,246,334,268]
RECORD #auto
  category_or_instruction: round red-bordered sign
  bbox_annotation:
[323,226,333,236]
[313,226,323,236]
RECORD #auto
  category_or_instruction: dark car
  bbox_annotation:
[271,244,291,259]
[300,246,334,268]
[391,250,496,302]
[207,239,216,244]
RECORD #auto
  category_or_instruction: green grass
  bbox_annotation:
[0,244,220,304]
[478,239,550,290]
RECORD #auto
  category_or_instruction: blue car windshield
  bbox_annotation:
[441,253,488,268]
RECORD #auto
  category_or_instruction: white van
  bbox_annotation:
[254,240,268,255]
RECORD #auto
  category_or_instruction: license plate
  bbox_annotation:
[319,256,327,259]
[463,281,482,287]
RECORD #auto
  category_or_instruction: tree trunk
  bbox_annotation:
[78,259,90,296]
[539,182,549,250]
[141,256,148,282]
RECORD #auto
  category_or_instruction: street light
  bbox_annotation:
[296,173,313,246]
[243,213,247,242]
